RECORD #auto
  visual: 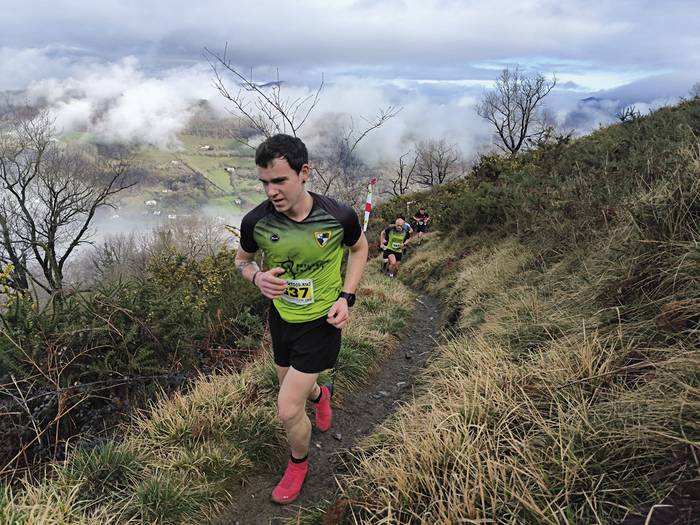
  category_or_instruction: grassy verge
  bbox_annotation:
[0,261,414,525]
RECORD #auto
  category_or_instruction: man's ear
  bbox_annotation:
[300,163,310,184]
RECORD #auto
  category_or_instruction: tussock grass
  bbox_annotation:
[399,233,461,294]
[403,235,536,332]
[336,135,700,523]
[1,263,414,524]
[342,331,699,524]
[1,481,124,524]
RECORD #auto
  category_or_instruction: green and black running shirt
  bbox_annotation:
[383,227,410,254]
[240,192,362,323]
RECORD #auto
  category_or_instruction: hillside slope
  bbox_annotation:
[332,100,700,524]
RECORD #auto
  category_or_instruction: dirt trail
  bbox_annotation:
[215,292,440,525]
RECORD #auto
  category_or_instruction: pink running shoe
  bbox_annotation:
[271,458,308,504]
[315,383,333,432]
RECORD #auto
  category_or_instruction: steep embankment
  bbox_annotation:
[321,101,700,524]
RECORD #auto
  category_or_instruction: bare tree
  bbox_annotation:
[311,107,401,202]
[414,139,460,187]
[385,151,418,197]
[207,46,401,204]
[689,81,700,100]
[206,46,324,143]
[0,109,134,298]
[477,67,557,156]
[616,105,642,123]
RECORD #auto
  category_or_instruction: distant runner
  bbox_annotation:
[236,134,368,504]
[380,217,411,277]
[413,207,430,244]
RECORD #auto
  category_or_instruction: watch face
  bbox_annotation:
[341,292,356,306]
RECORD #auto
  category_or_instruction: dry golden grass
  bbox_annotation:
[1,481,128,524]
[341,329,699,524]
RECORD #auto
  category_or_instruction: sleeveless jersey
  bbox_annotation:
[240,193,362,323]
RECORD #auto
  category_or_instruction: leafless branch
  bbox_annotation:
[205,45,324,141]
[0,108,134,298]
[477,67,557,156]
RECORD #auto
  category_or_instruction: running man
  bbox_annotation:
[380,217,411,277]
[412,207,430,244]
[235,134,368,504]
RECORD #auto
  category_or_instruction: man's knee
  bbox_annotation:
[277,399,304,425]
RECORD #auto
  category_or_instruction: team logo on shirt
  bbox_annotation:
[314,231,331,247]
[270,233,280,242]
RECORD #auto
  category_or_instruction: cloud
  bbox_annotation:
[24,58,226,148]
[11,57,695,162]
[18,55,493,159]
[2,1,697,146]
[1,1,698,78]
[0,46,96,91]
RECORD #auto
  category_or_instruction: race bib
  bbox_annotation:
[418,220,424,225]
[282,278,315,305]
[391,241,402,250]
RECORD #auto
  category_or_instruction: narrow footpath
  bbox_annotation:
[216,292,441,525]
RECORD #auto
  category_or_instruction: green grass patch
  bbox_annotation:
[63,442,143,504]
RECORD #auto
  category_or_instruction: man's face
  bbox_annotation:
[258,157,309,214]
[394,219,405,231]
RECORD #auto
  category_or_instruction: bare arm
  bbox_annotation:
[342,232,369,294]
[234,247,260,283]
[379,229,386,248]
[235,247,287,299]
[327,232,369,328]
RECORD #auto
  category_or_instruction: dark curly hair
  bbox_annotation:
[255,134,308,174]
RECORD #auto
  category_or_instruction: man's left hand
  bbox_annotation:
[327,298,350,329]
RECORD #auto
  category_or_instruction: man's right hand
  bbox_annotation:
[256,267,288,299]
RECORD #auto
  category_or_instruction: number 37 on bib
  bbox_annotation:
[282,279,315,305]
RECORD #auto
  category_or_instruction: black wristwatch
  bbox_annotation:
[338,291,356,307]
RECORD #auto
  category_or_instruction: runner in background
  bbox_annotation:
[412,207,430,244]
[379,217,411,278]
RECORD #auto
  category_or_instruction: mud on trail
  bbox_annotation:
[216,292,440,525]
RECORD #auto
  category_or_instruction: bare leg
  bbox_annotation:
[388,254,398,275]
[277,367,319,459]
[276,365,289,385]
[277,365,320,402]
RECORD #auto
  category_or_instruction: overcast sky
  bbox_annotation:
[1,0,699,156]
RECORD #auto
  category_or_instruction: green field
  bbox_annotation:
[126,133,264,215]
[53,130,266,217]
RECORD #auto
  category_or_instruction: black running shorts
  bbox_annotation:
[383,249,402,262]
[415,224,427,233]
[268,305,342,373]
